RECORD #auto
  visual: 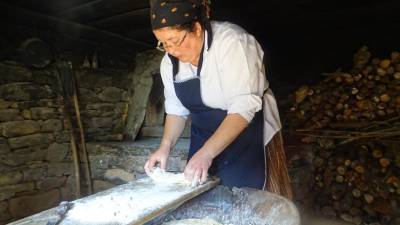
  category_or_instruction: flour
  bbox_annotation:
[148,167,191,186]
[61,171,216,225]
[162,218,223,225]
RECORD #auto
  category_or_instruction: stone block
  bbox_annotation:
[104,168,134,185]
[31,107,59,120]
[22,166,47,182]
[60,175,78,201]
[21,109,32,119]
[10,101,37,110]
[89,155,117,179]
[54,131,70,143]
[94,134,124,142]
[0,62,32,83]
[98,87,123,102]
[121,90,129,101]
[32,70,56,85]
[0,171,23,186]
[47,143,69,162]
[0,83,54,101]
[8,133,50,149]
[0,109,23,122]
[81,109,101,117]
[0,144,10,154]
[0,120,40,137]
[0,99,13,109]
[47,163,73,176]
[86,103,114,111]
[37,176,67,191]
[0,212,11,223]
[112,118,125,132]
[101,111,115,117]
[37,99,59,108]
[0,182,35,201]
[75,72,112,88]
[130,156,147,174]
[0,150,47,166]
[93,180,115,193]
[41,119,62,132]
[9,189,60,218]
[0,138,10,154]
[90,117,113,128]
[111,72,131,90]
[78,88,99,102]
[0,201,7,212]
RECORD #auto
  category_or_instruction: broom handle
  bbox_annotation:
[66,62,93,195]
[64,100,82,198]
[55,68,81,198]
[72,93,93,194]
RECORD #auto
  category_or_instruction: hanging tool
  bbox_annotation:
[56,61,93,195]
[18,37,93,196]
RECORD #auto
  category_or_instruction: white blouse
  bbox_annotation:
[160,21,281,145]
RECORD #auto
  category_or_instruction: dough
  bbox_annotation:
[162,218,223,225]
[148,167,191,185]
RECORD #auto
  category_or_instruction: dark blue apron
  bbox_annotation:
[168,31,266,189]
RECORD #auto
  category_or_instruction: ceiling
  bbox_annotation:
[1,0,399,52]
[0,0,399,98]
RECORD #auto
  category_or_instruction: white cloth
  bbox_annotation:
[160,21,281,145]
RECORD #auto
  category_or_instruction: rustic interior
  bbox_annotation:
[0,0,399,224]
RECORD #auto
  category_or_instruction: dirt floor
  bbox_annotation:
[302,210,353,225]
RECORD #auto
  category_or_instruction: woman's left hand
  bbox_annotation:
[184,149,213,186]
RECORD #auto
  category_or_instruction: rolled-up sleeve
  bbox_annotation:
[217,32,265,122]
[160,56,190,117]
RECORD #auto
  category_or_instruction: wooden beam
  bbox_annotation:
[89,8,149,29]
[0,2,153,50]
[3,0,97,15]
[57,0,149,23]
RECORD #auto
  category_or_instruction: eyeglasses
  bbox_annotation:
[156,31,188,52]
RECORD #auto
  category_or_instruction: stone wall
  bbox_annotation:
[75,69,131,142]
[0,58,171,224]
[0,61,65,223]
[86,139,188,193]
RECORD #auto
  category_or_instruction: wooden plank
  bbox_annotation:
[89,8,149,29]
[57,0,149,23]
[9,177,220,225]
[1,0,96,15]
[0,2,153,50]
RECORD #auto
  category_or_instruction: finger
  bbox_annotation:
[200,169,208,184]
[145,158,156,175]
[192,169,201,187]
[159,158,167,171]
[144,161,151,176]
[184,164,194,182]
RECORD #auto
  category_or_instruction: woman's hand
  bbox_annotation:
[144,146,170,175]
[184,148,214,186]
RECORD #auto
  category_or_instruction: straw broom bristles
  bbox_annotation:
[266,130,293,200]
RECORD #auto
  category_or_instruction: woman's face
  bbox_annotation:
[153,22,203,64]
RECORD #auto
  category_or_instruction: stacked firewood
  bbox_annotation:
[286,47,400,225]
[312,142,399,225]
[288,46,400,129]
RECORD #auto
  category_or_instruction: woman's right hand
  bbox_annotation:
[144,146,170,176]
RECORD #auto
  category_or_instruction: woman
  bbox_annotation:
[144,0,282,190]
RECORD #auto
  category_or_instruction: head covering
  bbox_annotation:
[150,0,205,30]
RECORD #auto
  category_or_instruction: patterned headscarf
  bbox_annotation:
[150,0,210,30]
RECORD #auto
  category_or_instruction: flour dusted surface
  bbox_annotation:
[148,167,191,185]
[162,218,223,225]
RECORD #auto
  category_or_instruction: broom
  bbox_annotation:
[266,130,293,200]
